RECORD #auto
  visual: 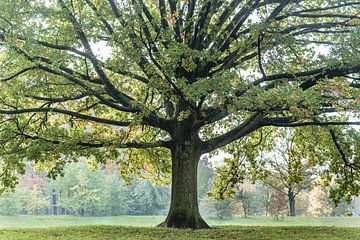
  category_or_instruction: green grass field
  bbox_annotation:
[0,225,359,240]
[0,215,360,228]
[0,216,360,239]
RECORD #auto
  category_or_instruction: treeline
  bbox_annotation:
[200,182,352,219]
[0,161,170,216]
[0,158,357,217]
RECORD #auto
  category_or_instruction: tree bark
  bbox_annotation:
[158,142,210,229]
[288,187,296,217]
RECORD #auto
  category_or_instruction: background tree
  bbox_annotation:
[0,192,20,215]
[306,182,332,216]
[268,189,288,220]
[51,161,106,216]
[0,0,360,228]
[233,182,258,218]
[197,155,215,199]
[264,129,316,216]
[50,160,170,216]
[126,179,170,215]
[102,172,129,216]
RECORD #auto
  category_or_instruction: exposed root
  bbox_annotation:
[157,216,211,229]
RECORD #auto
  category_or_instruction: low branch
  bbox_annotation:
[18,132,170,149]
[0,107,131,127]
[26,92,91,103]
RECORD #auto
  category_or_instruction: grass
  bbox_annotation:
[0,216,360,239]
[0,225,360,240]
[1,215,360,228]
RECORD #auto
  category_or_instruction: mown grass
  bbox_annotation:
[1,216,360,239]
[0,225,359,240]
[1,215,360,228]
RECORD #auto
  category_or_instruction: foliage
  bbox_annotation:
[197,156,215,199]
[125,179,169,215]
[209,129,273,200]
[50,161,170,216]
[233,183,259,217]
[307,182,332,217]
[0,160,171,216]
[0,192,20,215]
[268,189,288,219]
[102,173,129,216]
[51,161,107,215]
[16,184,49,215]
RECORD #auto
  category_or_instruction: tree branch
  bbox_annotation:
[203,112,264,153]
[0,107,131,127]
[18,132,170,149]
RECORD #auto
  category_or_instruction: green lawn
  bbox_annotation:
[0,216,360,240]
[1,215,360,228]
[0,225,359,240]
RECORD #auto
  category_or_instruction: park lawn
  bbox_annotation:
[0,225,360,240]
[1,216,360,228]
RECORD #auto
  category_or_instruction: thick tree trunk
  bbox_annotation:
[158,143,210,229]
[288,188,296,217]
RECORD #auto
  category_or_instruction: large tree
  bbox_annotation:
[0,0,359,229]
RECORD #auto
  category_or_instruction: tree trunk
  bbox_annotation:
[52,189,57,215]
[242,200,248,218]
[158,143,210,229]
[288,187,296,217]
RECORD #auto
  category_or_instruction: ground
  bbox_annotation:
[0,216,359,239]
[1,226,360,240]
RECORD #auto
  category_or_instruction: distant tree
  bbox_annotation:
[197,155,215,199]
[257,183,273,216]
[0,192,20,215]
[212,199,236,219]
[14,163,49,215]
[51,161,105,216]
[268,189,288,220]
[102,172,129,216]
[16,184,48,215]
[264,129,316,216]
[307,182,332,216]
[327,197,348,217]
[233,182,258,217]
[126,179,170,215]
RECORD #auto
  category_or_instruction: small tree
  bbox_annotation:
[197,155,215,199]
[51,161,105,216]
[126,179,170,215]
[17,184,48,215]
[233,182,257,217]
[307,183,332,216]
[269,189,288,220]
[0,192,20,215]
[265,129,316,216]
[103,173,129,216]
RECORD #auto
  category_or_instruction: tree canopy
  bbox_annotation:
[0,0,359,228]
